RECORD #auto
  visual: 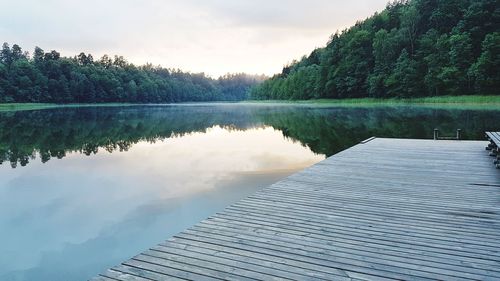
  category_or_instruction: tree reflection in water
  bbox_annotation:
[1,104,499,168]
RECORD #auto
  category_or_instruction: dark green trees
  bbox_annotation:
[252,0,500,100]
[469,32,500,93]
[0,44,264,103]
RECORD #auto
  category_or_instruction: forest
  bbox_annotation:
[251,0,500,100]
[0,44,265,103]
[1,0,498,103]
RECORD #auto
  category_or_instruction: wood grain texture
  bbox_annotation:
[90,138,500,281]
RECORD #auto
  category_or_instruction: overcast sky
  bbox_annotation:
[1,0,388,77]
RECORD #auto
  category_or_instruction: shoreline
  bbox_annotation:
[1,95,499,112]
[244,95,500,105]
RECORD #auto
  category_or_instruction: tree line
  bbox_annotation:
[0,44,266,103]
[251,0,500,100]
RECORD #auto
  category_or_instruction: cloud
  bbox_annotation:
[196,0,385,29]
[0,0,388,76]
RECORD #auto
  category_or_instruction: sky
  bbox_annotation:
[0,0,388,77]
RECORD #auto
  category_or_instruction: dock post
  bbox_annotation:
[434,129,439,140]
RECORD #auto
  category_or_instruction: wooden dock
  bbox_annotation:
[91,138,500,281]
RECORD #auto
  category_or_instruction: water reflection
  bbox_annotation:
[0,125,323,281]
[1,104,499,167]
[0,104,499,281]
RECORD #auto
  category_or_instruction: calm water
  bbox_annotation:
[0,104,499,280]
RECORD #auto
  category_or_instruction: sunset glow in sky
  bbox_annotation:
[1,0,388,77]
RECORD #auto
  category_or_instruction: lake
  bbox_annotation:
[0,103,499,281]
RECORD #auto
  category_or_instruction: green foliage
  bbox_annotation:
[251,0,500,100]
[0,44,265,103]
[469,32,500,93]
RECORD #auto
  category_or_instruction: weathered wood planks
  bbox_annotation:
[90,138,500,281]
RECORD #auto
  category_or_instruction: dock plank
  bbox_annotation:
[90,138,500,280]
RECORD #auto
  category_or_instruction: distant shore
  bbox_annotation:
[1,95,499,112]
[0,103,136,112]
[246,95,500,105]
[243,95,500,109]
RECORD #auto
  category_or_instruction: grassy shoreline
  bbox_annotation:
[0,103,136,112]
[245,95,500,105]
[1,95,499,112]
[243,95,500,110]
